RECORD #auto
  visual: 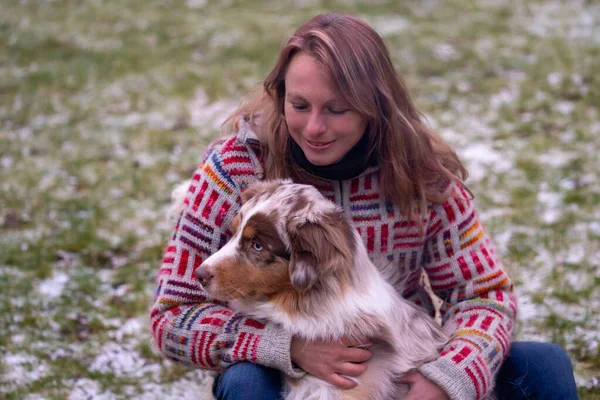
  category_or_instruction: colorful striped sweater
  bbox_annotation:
[150,120,517,400]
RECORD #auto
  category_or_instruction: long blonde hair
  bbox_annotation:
[230,13,468,221]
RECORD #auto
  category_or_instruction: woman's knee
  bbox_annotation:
[214,362,284,400]
[510,341,574,374]
[544,342,574,368]
[497,342,577,400]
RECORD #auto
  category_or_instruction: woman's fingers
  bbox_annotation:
[340,346,372,363]
[326,372,358,389]
[324,362,368,389]
[337,360,369,377]
[290,336,373,389]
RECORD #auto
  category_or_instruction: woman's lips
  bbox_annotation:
[306,139,335,150]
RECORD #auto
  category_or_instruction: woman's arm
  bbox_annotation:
[419,182,517,400]
[149,135,302,377]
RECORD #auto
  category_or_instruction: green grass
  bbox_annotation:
[1,0,599,397]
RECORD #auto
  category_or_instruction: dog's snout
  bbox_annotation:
[195,267,213,287]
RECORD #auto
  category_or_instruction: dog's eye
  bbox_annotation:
[251,238,264,252]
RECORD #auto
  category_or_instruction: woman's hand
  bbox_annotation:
[290,336,372,389]
[400,371,450,400]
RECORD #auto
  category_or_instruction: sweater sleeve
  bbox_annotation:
[418,182,518,400]
[149,135,303,378]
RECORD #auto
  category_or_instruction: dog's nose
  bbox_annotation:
[195,267,213,287]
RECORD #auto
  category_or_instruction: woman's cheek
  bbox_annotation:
[284,108,304,135]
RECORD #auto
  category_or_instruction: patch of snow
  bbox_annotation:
[90,343,160,378]
[537,150,576,168]
[50,347,70,360]
[186,0,207,8]
[188,90,239,133]
[474,38,495,56]
[73,36,123,51]
[1,156,13,168]
[67,378,117,400]
[545,298,588,323]
[134,372,215,400]
[523,247,555,293]
[433,43,459,61]
[360,15,410,37]
[554,101,575,115]
[134,152,157,168]
[0,266,28,279]
[564,270,592,292]
[456,81,471,93]
[547,72,563,88]
[109,318,144,342]
[30,113,70,128]
[537,185,563,224]
[565,243,586,265]
[590,221,600,236]
[39,271,69,299]
[24,395,49,400]
[11,333,26,345]
[490,88,520,110]
[492,229,513,255]
[516,293,545,322]
[111,255,129,268]
[1,353,49,389]
[459,143,513,182]
[524,1,600,43]
[209,31,242,48]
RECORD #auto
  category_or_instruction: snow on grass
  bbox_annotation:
[524,0,600,43]
[66,379,118,400]
[1,0,599,397]
[90,342,158,378]
[359,15,410,37]
[459,142,513,182]
[39,271,70,299]
[1,354,49,391]
[188,89,240,133]
[134,374,215,400]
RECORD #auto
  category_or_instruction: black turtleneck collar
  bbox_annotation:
[290,133,378,181]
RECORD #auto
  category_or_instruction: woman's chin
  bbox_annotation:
[306,157,329,166]
[304,152,341,166]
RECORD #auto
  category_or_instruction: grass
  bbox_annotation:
[1,0,599,398]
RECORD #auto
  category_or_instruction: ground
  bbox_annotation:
[0,0,598,399]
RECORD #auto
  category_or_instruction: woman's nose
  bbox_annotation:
[305,111,326,136]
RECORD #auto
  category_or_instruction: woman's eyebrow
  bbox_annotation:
[286,92,345,106]
[286,92,306,101]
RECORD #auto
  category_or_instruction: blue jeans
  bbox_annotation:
[212,342,578,400]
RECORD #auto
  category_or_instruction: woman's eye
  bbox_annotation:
[328,108,347,115]
[292,103,308,111]
[251,238,264,252]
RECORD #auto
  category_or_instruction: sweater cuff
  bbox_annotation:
[255,323,305,379]
[419,357,477,400]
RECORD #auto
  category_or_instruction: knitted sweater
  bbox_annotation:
[150,120,517,400]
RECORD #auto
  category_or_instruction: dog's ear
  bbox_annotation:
[287,212,354,292]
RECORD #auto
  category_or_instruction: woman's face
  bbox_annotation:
[284,52,367,166]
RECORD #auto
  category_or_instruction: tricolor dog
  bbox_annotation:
[195,180,448,400]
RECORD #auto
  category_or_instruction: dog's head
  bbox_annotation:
[194,180,355,302]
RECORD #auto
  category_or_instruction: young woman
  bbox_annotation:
[150,13,578,400]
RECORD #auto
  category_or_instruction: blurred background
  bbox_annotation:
[1,0,599,398]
